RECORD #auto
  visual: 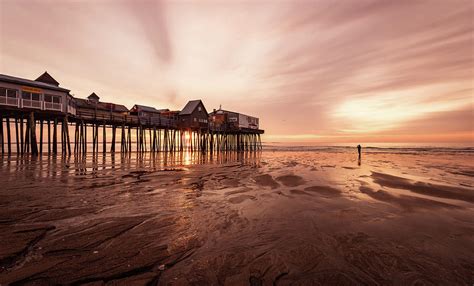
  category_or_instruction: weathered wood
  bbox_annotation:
[66,118,71,155]
[83,122,87,154]
[39,120,43,155]
[53,118,58,154]
[103,122,106,154]
[47,120,51,154]
[30,112,38,156]
[128,125,131,152]
[0,115,3,154]
[24,117,30,154]
[111,125,116,152]
[6,117,11,154]
[15,118,19,154]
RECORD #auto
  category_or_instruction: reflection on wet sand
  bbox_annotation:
[0,151,473,285]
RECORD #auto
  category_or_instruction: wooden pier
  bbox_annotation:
[0,73,264,156]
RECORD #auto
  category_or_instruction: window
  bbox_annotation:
[22,91,41,100]
[7,89,17,98]
[193,117,197,122]
[198,106,202,112]
[44,94,61,103]
[0,87,17,97]
[0,87,18,106]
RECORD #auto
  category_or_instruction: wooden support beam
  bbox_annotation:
[52,118,58,154]
[83,122,87,154]
[6,117,11,155]
[103,122,106,154]
[30,112,38,156]
[24,116,30,154]
[66,118,71,155]
[0,115,3,154]
[111,125,116,152]
[39,120,43,155]
[47,120,50,155]
[15,118,19,154]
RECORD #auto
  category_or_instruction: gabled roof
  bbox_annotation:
[35,71,59,86]
[88,92,100,100]
[179,100,207,115]
[0,73,70,92]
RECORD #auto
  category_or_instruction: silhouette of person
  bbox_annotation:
[357,144,361,159]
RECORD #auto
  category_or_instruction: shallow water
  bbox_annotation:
[0,151,473,285]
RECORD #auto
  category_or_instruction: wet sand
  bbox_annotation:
[0,151,473,285]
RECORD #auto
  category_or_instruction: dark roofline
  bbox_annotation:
[179,100,208,115]
[0,73,70,93]
[35,71,60,86]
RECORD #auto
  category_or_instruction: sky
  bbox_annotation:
[1,0,473,144]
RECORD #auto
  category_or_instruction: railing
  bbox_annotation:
[22,99,42,109]
[75,109,178,128]
[138,115,178,128]
[0,96,19,107]
[44,102,62,111]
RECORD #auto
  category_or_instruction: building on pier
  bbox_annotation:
[129,104,177,127]
[209,108,259,131]
[0,71,76,115]
[178,100,209,130]
[74,92,129,122]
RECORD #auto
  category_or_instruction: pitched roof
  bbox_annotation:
[88,92,100,100]
[179,100,206,115]
[75,98,128,112]
[0,73,70,92]
[35,71,59,86]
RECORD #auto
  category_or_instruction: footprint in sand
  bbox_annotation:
[276,175,305,187]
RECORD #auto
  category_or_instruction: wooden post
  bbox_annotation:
[103,122,106,154]
[0,115,3,154]
[6,117,11,154]
[53,118,58,154]
[128,125,131,153]
[15,118,19,154]
[66,118,71,155]
[47,120,51,155]
[24,116,30,154]
[30,112,38,156]
[120,123,127,153]
[83,122,87,154]
[61,118,66,154]
[74,122,78,154]
[136,126,139,153]
[39,120,43,155]
[111,125,116,152]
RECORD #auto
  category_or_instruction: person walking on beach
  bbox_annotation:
[357,144,361,159]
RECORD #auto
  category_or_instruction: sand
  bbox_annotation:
[0,151,473,285]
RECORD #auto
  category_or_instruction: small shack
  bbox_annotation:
[178,100,209,130]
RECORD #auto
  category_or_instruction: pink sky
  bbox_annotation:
[1,0,473,144]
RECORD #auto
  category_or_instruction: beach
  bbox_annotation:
[0,149,473,285]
